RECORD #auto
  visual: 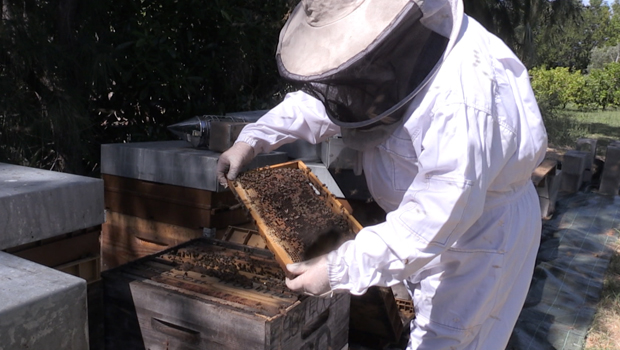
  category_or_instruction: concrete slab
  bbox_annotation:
[100,141,288,192]
[560,150,589,193]
[0,251,89,350]
[0,163,104,250]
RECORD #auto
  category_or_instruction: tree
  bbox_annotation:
[0,0,293,175]
[530,66,584,108]
[463,0,581,67]
[533,0,620,72]
[0,0,112,174]
[589,43,620,70]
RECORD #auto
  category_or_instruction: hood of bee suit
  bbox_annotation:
[276,0,465,151]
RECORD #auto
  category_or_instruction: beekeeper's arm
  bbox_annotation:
[217,91,340,184]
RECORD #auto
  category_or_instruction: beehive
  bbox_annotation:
[103,238,350,350]
[229,161,410,346]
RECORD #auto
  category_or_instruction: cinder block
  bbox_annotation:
[0,251,89,350]
[0,163,104,250]
[576,138,597,183]
[599,142,620,196]
[560,150,589,193]
[100,141,288,192]
[576,138,597,167]
[537,170,562,219]
[532,159,561,219]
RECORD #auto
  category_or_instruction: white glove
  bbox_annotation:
[216,142,256,187]
[285,254,333,297]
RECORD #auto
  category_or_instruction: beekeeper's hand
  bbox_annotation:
[285,254,333,297]
[217,142,256,187]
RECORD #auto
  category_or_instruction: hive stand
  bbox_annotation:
[598,141,620,196]
[576,138,598,184]
[560,150,590,193]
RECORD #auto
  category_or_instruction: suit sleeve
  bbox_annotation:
[235,91,341,153]
[327,103,521,294]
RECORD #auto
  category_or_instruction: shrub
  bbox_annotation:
[0,0,294,175]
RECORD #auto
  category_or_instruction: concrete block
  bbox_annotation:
[0,251,89,350]
[532,159,560,219]
[536,165,562,219]
[100,141,288,192]
[576,138,597,167]
[576,138,597,183]
[0,163,104,250]
[599,142,620,196]
[560,150,589,193]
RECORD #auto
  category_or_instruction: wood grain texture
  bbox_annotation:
[6,228,100,268]
[532,158,558,186]
[103,174,248,229]
[102,212,203,270]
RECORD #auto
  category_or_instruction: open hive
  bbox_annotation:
[105,239,297,317]
[102,238,350,349]
[230,161,363,272]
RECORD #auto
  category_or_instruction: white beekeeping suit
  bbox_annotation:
[217,0,548,348]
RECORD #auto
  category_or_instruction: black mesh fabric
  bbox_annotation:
[277,4,449,129]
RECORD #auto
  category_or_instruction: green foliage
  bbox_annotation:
[534,0,620,72]
[0,0,110,174]
[464,0,581,67]
[531,63,620,111]
[589,44,620,70]
[0,0,294,175]
[563,108,620,154]
[91,0,296,146]
[530,66,583,108]
[540,107,591,149]
[0,0,616,175]
[576,63,620,110]
[96,0,293,146]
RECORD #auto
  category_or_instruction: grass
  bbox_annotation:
[584,240,620,350]
[551,107,620,156]
[549,106,620,350]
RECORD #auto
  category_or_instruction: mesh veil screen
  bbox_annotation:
[277,6,448,128]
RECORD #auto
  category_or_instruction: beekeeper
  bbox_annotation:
[216,0,548,348]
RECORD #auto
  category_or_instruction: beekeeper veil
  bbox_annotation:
[276,0,464,150]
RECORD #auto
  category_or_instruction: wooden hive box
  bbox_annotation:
[102,174,249,270]
[228,159,408,346]
[220,225,412,347]
[102,238,350,350]
[229,160,363,275]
